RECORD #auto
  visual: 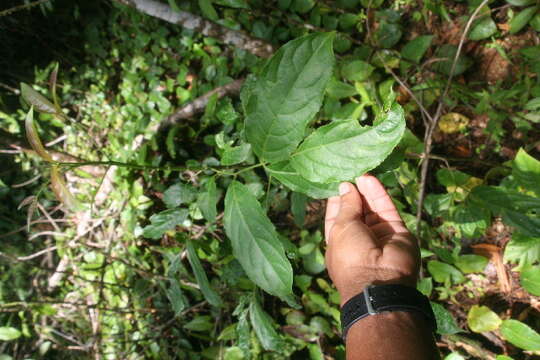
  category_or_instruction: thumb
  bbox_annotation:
[335,182,363,224]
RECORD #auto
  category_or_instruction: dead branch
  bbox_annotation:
[114,0,274,58]
[163,78,244,128]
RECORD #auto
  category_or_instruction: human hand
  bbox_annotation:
[325,174,420,305]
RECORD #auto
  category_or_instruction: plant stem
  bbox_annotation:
[55,160,263,177]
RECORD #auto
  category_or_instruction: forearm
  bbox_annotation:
[345,311,440,360]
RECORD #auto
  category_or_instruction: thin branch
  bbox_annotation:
[415,0,490,232]
[114,0,274,58]
[382,65,434,123]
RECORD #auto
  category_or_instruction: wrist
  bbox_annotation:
[340,283,437,343]
[346,311,440,360]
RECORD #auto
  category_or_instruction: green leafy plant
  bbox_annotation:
[22,32,406,304]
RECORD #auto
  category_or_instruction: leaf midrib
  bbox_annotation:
[291,117,402,159]
[259,35,331,158]
[230,185,287,290]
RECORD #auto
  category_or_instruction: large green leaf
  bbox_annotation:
[267,161,339,199]
[243,33,335,162]
[467,305,502,333]
[290,104,405,183]
[249,297,281,351]
[470,186,540,237]
[224,181,293,299]
[500,319,540,351]
[513,148,540,197]
[186,240,223,307]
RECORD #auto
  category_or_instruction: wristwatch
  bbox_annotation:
[340,284,437,341]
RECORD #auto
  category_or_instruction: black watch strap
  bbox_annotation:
[340,284,437,341]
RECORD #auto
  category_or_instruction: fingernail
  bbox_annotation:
[339,183,350,195]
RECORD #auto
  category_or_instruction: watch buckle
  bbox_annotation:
[363,285,377,315]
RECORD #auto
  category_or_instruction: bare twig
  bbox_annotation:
[163,78,244,127]
[114,0,274,58]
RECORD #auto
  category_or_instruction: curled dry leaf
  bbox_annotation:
[50,165,79,211]
[24,107,53,162]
